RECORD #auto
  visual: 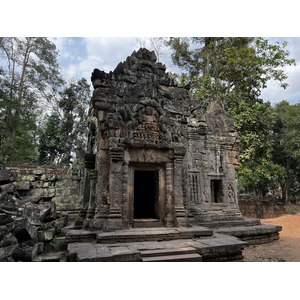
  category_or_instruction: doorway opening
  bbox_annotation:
[211,180,223,203]
[134,170,158,219]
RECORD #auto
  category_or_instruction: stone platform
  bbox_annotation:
[34,219,282,262]
[65,226,248,262]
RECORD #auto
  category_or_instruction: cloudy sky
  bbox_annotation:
[2,1,300,107]
[52,37,300,105]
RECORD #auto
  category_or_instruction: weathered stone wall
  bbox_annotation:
[6,159,84,215]
[0,163,70,261]
[238,197,285,219]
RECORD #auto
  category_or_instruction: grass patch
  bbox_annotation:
[284,205,300,215]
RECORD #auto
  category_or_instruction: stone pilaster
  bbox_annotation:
[173,151,187,227]
[83,170,98,228]
[104,148,124,231]
[165,162,174,227]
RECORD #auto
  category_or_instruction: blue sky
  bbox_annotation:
[53,37,300,105]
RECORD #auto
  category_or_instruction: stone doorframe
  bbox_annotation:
[127,163,166,226]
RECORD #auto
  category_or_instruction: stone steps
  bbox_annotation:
[67,235,248,262]
[133,219,162,228]
[96,226,213,244]
[140,247,202,262]
[65,226,214,244]
[33,251,68,262]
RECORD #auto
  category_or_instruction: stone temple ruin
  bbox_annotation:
[0,48,282,262]
[80,47,241,231]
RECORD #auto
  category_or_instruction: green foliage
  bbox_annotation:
[0,75,39,162]
[38,78,91,166]
[284,205,300,215]
[0,37,64,163]
[271,101,300,202]
[167,37,296,197]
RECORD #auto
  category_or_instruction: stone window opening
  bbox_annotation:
[211,179,224,204]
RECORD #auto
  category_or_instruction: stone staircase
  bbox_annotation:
[32,217,282,262]
[140,247,202,262]
[133,218,162,228]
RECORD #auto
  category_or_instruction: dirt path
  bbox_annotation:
[243,213,300,262]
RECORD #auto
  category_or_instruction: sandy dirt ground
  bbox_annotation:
[242,213,300,262]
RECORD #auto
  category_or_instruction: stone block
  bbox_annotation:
[41,174,48,181]
[42,188,56,198]
[14,181,30,190]
[20,175,35,182]
[0,232,18,247]
[0,183,16,194]
[21,189,44,204]
[0,195,23,215]
[0,244,18,261]
[23,203,51,225]
[0,213,14,225]
[37,228,55,242]
[54,214,68,229]
[43,182,50,188]
[12,242,39,262]
[33,169,45,175]
[0,169,12,184]
[12,218,37,242]
[48,174,57,181]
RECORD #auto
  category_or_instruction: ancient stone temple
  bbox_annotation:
[80,48,242,231]
[0,48,283,262]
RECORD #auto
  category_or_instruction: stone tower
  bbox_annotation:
[81,48,242,231]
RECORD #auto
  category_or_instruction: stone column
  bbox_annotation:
[165,162,174,227]
[122,161,129,228]
[173,152,187,227]
[89,149,109,230]
[104,148,124,231]
[83,170,98,228]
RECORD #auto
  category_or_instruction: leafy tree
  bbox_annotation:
[168,37,295,108]
[38,112,64,164]
[38,78,91,166]
[0,37,64,162]
[167,37,296,196]
[272,101,300,203]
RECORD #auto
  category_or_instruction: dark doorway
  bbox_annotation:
[211,180,223,203]
[134,170,158,219]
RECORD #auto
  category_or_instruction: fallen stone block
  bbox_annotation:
[54,214,68,230]
[23,203,51,225]
[12,219,37,242]
[0,183,16,194]
[0,232,18,247]
[37,228,55,242]
[0,213,14,225]
[23,201,57,225]
[12,242,39,262]
[21,189,44,204]
[0,195,23,215]
[0,244,18,261]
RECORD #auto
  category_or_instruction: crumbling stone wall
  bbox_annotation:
[6,157,84,216]
[238,197,285,219]
[0,163,69,261]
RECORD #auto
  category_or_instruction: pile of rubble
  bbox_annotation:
[0,162,68,261]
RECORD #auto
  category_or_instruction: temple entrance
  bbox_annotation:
[134,170,158,219]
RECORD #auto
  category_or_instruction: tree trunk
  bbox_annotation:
[11,38,32,137]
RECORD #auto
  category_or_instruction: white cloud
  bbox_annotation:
[56,37,138,81]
